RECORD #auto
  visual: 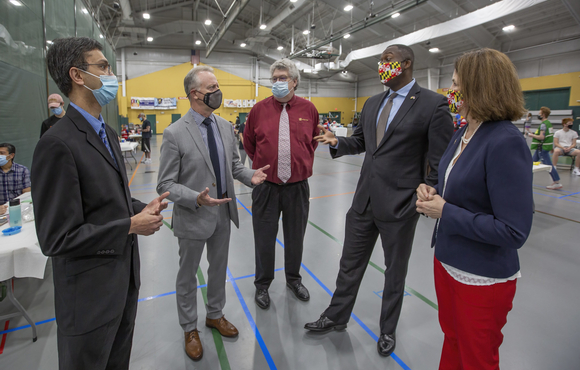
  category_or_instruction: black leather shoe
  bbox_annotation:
[304,314,347,332]
[255,289,270,309]
[286,282,310,301]
[377,333,396,357]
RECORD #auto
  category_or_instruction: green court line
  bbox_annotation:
[162,220,231,370]
[308,220,439,311]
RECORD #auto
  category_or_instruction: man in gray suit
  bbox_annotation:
[157,65,269,361]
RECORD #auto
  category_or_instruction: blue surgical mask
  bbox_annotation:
[272,81,291,99]
[0,155,8,166]
[80,69,119,106]
[51,106,63,116]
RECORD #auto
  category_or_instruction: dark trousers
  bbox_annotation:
[324,201,420,335]
[253,180,309,289]
[57,275,139,370]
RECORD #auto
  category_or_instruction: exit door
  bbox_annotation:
[147,114,157,134]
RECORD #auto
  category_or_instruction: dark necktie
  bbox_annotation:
[202,117,222,197]
[376,93,398,146]
[98,124,118,169]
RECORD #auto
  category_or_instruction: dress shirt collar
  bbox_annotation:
[387,78,416,99]
[271,93,297,109]
[70,102,105,135]
[190,108,216,127]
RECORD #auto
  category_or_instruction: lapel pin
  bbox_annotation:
[410,96,416,100]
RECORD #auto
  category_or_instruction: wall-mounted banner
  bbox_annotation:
[131,97,177,110]
[131,97,155,109]
[224,99,256,108]
[155,97,177,109]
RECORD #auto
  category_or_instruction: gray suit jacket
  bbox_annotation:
[157,109,255,239]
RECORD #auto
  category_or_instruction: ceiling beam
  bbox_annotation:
[560,0,580,27]
[206,0,252,57]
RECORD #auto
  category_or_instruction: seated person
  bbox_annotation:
[553,118,580,176]
[121,125,129,141]
[1,143,31,205]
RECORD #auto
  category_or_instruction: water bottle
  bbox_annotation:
[9,199,22,227]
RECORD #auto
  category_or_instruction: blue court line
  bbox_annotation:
[226,267,277,370]
[0,270,278,337]
[237,198,412,370]
[533,191,580,204]
[0,318,56,335]
[559,191,580,199]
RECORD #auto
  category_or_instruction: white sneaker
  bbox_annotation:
[141,159,147,163]
[546,183,563,190]
[573,168,580,176]
[145,159,152,164]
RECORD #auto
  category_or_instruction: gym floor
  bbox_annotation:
[1,135,579,369]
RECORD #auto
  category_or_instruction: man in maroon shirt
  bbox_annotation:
[244,58,320,309]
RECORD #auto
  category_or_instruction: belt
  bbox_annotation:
[266,180,306,186]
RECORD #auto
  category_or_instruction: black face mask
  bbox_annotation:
[196,89,222,110]
[537,115,542,120]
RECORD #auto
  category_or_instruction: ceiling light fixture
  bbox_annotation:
[502,25,515,32]
[46,40,53,44]
[303,30,310,35]
[429,47,440,52]
[344,5,353,11]
[343,33,350,39]
[312,70,318,74]
[143,13,150,19]
[195,40,202,45]
[82,8,88,14]
[277,46,283,50]
[290,0,297,2]
[392,12,401,18]
[240,42,246,47]
[260,24,267,30]
[9,0,23,6]
[99,34,104,38]
[205,19,212,25]
[147,36,153,42]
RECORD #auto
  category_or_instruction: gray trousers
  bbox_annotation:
[239,148,253,168]
[176,205,231,332]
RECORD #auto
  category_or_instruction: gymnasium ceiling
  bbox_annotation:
[88,0,580,80]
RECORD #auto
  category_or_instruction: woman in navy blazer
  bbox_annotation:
[416,48,533,369]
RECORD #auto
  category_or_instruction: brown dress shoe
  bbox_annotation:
[205,316,239,338]
[184,329,203,361]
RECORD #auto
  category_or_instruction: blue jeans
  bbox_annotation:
[533,149,560,182]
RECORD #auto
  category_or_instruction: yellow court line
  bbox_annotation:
[128,153,145,187]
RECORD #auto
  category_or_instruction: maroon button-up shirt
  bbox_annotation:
[244,94,319,184]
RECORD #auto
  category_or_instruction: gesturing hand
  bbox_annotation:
[251,165,270,185]
[314,125,338,146]
[144,191,170,215]
[197,187,231,207]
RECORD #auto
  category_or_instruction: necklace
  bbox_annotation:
[461,122,482,145]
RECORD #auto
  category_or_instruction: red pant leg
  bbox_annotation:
[435,257,462,370]
[435,257,516,370]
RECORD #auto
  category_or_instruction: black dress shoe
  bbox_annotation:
[377,333,396,357]
[304,314,347,332]
[255,289,270,309]
[286,282,310,301]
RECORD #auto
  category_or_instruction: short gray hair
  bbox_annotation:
[184,65,215,96]
[270,58,300,89]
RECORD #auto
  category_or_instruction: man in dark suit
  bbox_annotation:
[32,37,169,370]
[305,44,453,357]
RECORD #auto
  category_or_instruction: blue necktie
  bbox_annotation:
[202,118,222,197]
[98,124,119,169]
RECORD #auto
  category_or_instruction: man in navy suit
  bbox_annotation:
[306,44,453,357]
[33,37,169,370]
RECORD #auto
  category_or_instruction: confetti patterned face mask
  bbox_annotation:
[378,61,403,84]
[447,89,464,114]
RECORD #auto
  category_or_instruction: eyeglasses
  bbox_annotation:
[85,63,113,74]
[270,76,289,83]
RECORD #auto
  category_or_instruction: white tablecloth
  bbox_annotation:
[0,193,48,281]
[332,127,348,137]
[120,142,139,152]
